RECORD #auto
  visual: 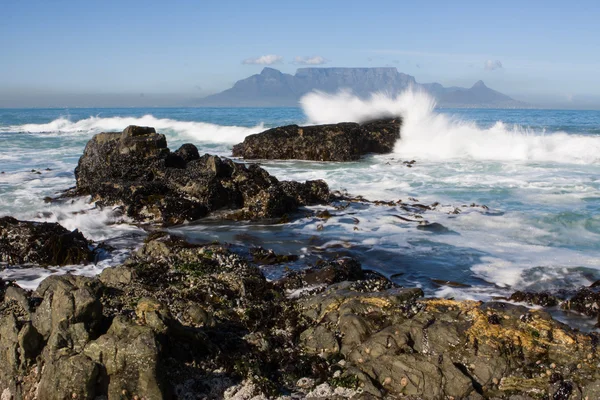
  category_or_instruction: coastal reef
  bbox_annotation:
[70,125,329,226]
[1,232,600,399]
[232,118,401,161]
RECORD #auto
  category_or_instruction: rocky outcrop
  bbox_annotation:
[1,234,599,399]
[72,125,329,225]
[0,216,94,267]
[232,118,401,161]
[297,285,600,399]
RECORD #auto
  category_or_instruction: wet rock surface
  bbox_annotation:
[562,287,600,325]
[1,234,599,399]
[0,216,95,267]
[232,118,401,161]
[509,291,560,307]
[71,125,329,225]
[508,287,600,327]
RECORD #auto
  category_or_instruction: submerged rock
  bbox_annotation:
[250,247,299,265]
[232,118,401,161]
[72,125,329,225]
[276,256,369,292]
[417,221,451,233]
[0,216,95,267]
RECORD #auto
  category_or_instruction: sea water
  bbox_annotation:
[1,91,600,328]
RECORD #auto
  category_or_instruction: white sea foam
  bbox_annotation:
[300,90,600,164]
[2,115,264,144]
[0,248,131,290]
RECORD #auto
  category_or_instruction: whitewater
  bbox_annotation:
[2,91,600,328]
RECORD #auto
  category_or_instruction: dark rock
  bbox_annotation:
[315,209,333,219]
[72,125,330,225]
[549,380,574,400]
[417,221,451,232]
[487,313,501,324]
[0,216,95,267]
[122,124,157,137]
[250,247,299,265]
[276,256,365,291]
[232,118,401,161]
[562,288,600,322]
[431,279,471,288]
[174,143,200,163]
[509,291,560,307]
[280,179,330,205]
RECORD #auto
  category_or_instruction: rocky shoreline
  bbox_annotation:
[1,125,600,399]
[2,231,600,399]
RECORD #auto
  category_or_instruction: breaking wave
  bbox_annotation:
[1,115,264,144]
[300,90,600,164]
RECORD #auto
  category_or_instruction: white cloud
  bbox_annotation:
[484,60,503,71]
[294,56,329,65]
[242,55,284,65]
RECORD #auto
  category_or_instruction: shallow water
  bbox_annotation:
[1,92,600,330]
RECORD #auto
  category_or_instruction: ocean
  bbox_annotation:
[2,91,600,328]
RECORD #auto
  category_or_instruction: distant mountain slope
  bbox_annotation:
[196,67,526,108]
[438,80,522,108]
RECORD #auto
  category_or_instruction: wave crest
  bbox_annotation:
[2,115,264,144]
[299,90,600,164]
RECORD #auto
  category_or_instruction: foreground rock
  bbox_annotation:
[0,216,94,267]
[1,234,599,399]
[72,125,329,225]
[232,118,401,161]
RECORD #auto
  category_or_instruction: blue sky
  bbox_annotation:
[2,0,600,107]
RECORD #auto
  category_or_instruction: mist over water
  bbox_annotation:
[2,95,600,329]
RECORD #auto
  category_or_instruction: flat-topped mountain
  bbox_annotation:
[196,67,526,108]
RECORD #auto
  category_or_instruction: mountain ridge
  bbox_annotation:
[197,67,526,108]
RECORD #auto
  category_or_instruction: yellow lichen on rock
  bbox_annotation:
[423,298,480,312]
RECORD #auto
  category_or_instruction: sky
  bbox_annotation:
[1,0,600,108]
